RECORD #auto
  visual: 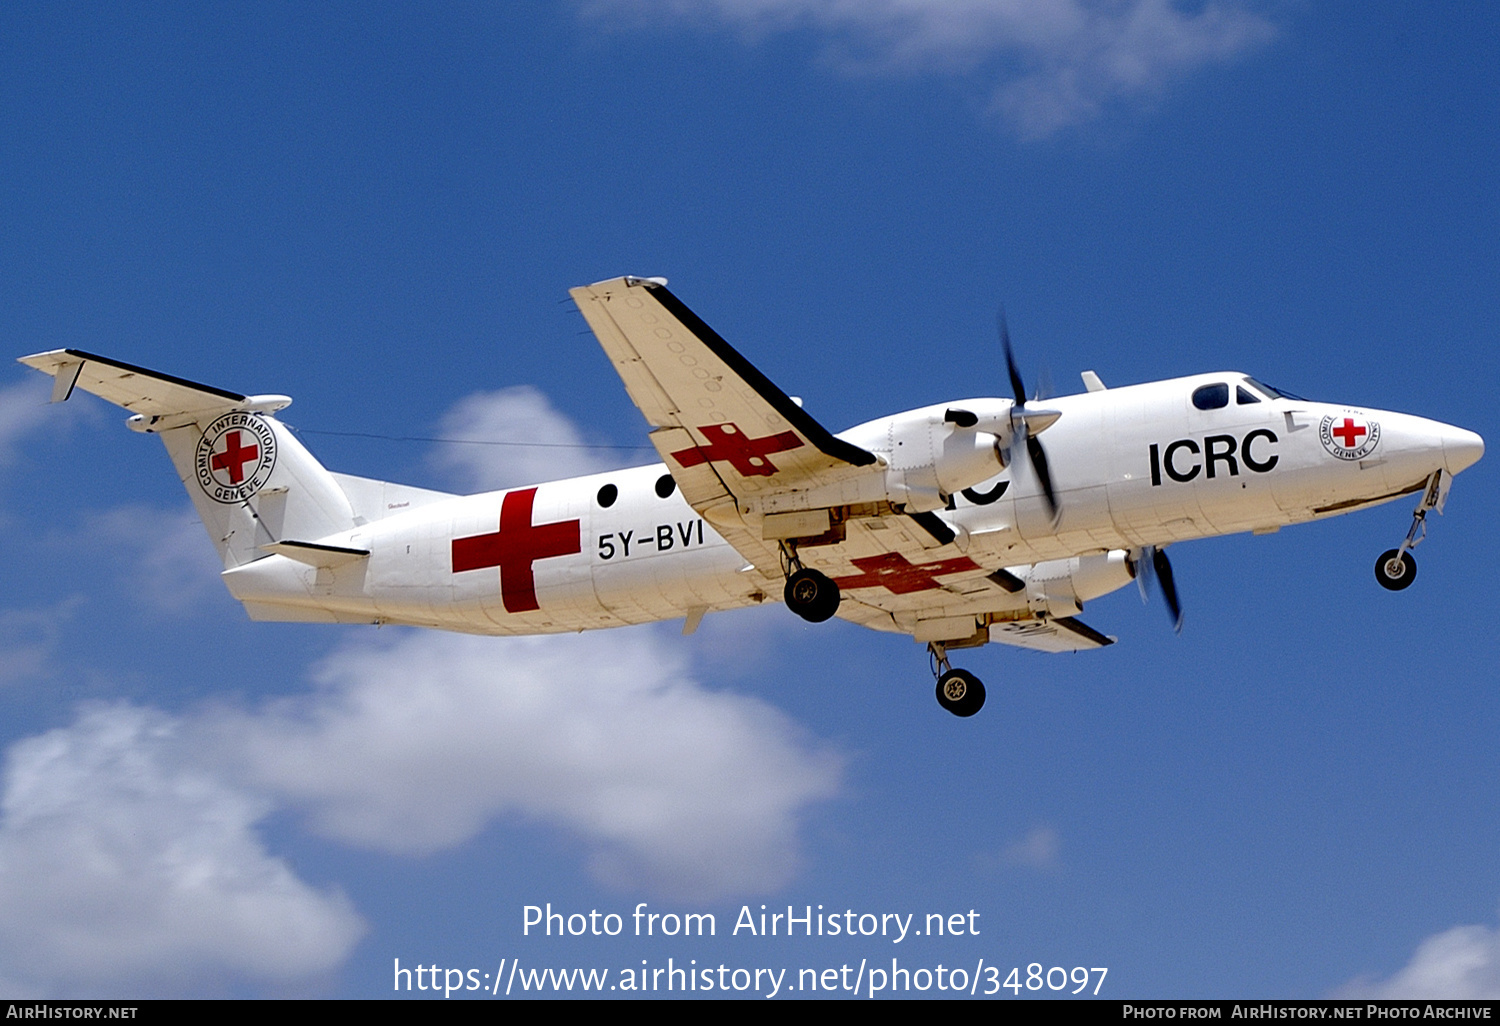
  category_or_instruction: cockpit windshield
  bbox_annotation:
[1243,376,1308,401]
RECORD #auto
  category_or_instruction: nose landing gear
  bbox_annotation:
[1376,470,1448,592]
[929,642,986,717]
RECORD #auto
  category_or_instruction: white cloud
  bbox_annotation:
[580,0,1276,136]
[0,625,840,993]
[0,377,57,466]
[214,627,844,899]
[432,386,626,492]
[1004,824,1060,868]
[0,599,81,688]
[85,506,223,615]
[975,823,1061,872]
[0,705,365,997]
[1337,920,1500,999]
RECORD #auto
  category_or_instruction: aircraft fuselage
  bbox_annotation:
[220,371,1482,636]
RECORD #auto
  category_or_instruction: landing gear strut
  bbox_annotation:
[1376,471,1447,592]
[781,543,840,622]
[929,642,986,717]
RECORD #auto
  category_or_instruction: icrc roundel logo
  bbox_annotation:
[1319,411,1381,461]
[195,413,277,503]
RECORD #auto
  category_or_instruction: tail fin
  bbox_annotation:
[18,349,357,569]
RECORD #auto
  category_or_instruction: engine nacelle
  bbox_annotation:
[878,406,1008,512]
[751,400,1025,525]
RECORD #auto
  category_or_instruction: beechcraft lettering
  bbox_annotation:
[19,275,1484,717]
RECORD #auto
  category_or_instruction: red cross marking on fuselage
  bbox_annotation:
[1331,418,1367,448]
[832,553,981,595]
[211,430,260,484]
[671,422,804,478]
[451,487,581,614]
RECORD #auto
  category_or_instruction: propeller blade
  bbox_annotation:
[1026,434,1059,519]
[1000,308,1026,406]
[1135,547,1153,603]
[1152,546,1184,634]
[998,306,1061,520]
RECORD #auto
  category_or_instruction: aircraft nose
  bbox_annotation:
[1442,425,1484,476]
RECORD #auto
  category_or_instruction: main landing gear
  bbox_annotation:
[929,642,986,718]
[1375,470,1447,592]
[779,543,987,718]
[781,544,841,623]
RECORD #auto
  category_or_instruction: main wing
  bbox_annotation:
[571,276,876,481]
[572,277,1119,650]
[572,276,886,568]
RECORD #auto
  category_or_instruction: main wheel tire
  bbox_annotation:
[935,669,986,718]
[1375,549,1416,591]
[784,568,841,622]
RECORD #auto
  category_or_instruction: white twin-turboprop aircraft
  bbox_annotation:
[19,276,1484,716]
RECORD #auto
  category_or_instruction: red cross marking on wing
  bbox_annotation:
[451,487,581,614]
[211,430,260,484]
[832,553,981,595]
[671,422,804,478]
[1331,418,1367,448]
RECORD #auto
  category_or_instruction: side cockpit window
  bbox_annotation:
[1192,383,1229,410]
[1236,385,1261,404]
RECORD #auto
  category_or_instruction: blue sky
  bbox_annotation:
[0,0,1496,999]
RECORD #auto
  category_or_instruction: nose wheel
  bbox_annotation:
[1375,549,1416,591]
[929,643,986,717]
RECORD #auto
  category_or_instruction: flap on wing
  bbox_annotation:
[17,349,266,421]
[571,277,876,499]
[989,616,1116,653]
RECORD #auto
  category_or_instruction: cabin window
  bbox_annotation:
[655,474,677,498]
[1192,383,1229,410]
[596,483,618,508]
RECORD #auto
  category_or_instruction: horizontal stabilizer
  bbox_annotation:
[17,349,287,423]
[261,540,370,568]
